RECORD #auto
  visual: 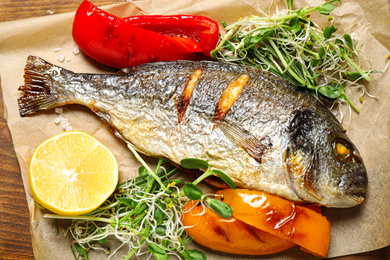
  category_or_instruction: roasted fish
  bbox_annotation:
[18,55,367,208]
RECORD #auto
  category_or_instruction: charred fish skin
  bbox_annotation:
[18,55,367,208]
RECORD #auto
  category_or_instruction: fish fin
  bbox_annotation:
[18,56,61,117]
[217,118,272,163]
[304,148,322,200]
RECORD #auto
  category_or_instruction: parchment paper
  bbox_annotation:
[0,0,389,259]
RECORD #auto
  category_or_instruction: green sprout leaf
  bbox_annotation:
[180,158,209,170]
[243,36,261,50]
[310,58,321,67]
[324,25,337,39]
[208,169,237,189]
[188,249,207,260]
[289,17,301,34]
[205,197,233,219]
[259,28,275,38]
[318,86,340,99]
[318,46,326,58]
[74,243,88,259]
[317,2,337,15]
[183,183,204,200]
[148,244,168,260]
[345,70,365,81]
[138,166,148,177]
[343,34,353,49]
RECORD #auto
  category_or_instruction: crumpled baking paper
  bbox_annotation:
[0,0,389,259]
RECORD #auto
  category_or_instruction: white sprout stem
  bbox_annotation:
[44,213,112,223]
[127,144,166,189]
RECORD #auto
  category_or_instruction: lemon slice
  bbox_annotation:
[29,131,119,216]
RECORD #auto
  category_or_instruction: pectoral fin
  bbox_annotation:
[218,118,272,163]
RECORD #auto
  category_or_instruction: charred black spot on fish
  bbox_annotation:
[287,110,317,154]
[303,148,322,200]
[214,74,249,123]
[285,109,322,200]
[177,69,202,123]
[218,118,271,163]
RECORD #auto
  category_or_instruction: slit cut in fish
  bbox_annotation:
[215,74,249,123]
[177,69,202,123]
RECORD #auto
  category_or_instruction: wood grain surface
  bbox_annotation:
[0,1,388,259]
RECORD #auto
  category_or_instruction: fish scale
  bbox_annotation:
[18,55,368,208]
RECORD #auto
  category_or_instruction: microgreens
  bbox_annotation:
[211,0,385,124]
[43,150,236,259]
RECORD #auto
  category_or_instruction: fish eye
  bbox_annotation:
[332,138,352,161]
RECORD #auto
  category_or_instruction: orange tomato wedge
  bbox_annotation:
[216,189,331,257]
[182,200,295,255]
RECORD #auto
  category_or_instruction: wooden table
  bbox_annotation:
[0,1,388,259]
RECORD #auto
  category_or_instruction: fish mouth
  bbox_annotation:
[339,171,368,205]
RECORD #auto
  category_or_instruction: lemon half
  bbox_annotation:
[29,131,119,216]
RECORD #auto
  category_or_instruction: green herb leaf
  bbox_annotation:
[310,58,321,67]
[117,198,134,207]
[345,70,364,81]
[206,197,233,219]
[324,25,337,39]
[180,158,209,170]
[317,2,337,15]
[74,243,87,259]
[138,166,148,177]
[155,226,166,236]
[243,36,261,50]
[154,207,165,225]
[97,236,107,245]
[70,244,78,260]
[134,202,148,215]
[208,169,237,189]
[318,86,340,99]
[259,28,275,38]
[343,34,353,49]
[148,244,169,260]
[188,249,207,260]
[183,183,204,200]
[289,18,301,34]
[296,8,307,18]
[318,46,326,58]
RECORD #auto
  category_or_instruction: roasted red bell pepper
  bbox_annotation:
[124,15,219,57]
[72,1,219,69]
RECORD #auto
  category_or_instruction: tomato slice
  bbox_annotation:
[216,189,331,257]
[182,200,295,255]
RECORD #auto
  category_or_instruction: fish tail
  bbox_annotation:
[18,56,70,117]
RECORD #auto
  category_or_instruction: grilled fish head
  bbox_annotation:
[285,109,367,208]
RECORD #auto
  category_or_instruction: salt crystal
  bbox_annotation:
[47,10,55,15]
[55,107,63,114]
[57,54,65,63]
[73,45,80,55]
[53,48,61,52]
[65,56,71,62]
[54,117,61,124]
[65,125,73,131]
